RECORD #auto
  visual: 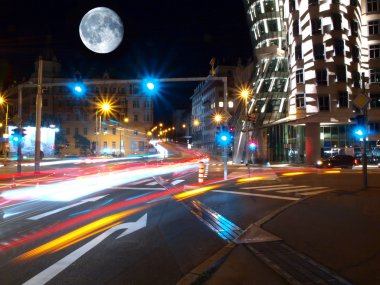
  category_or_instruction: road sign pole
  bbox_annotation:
[363,108,368,190]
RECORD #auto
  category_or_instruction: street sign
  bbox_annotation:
[353,94,371,109]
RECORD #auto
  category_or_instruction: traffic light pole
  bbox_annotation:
[35,57,43,173]
[363,108,368,190]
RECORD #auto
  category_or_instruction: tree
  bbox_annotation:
[74,133,91,155]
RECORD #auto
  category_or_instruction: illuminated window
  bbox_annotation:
[218,101,224,107]
[368,0,380,12]
[369,21,380,35]
[296,94,305,108]
[296,69,304,84]
[311,18,322,35]
[295,44,302,60]
[370,70,380,83]
[112,141,116,149]
[369,45,380,58]
[318,95,330,111]
[293,20,300,36]
[103,141,107,148]
[316,70,327,85]
[313,43,325,60]
[228,101,234,108]
[338,92,348,108]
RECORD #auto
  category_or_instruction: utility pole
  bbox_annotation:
[361,73,368,190]
[35,57,43,173]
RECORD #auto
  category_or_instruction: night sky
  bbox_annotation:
[0,0,252,122]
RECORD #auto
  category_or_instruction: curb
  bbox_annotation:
[176,244,235,285]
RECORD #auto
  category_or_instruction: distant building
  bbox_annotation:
[3,54,153,157]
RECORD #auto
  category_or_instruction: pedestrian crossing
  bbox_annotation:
[218,183,334,200]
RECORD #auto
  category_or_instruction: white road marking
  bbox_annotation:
[23,214,148,285]
[128,178,153,185]
[145,181,158,186]
[278,187,328,194]
[212,190,300,201]
[121,187,165,191]
[171,179,184,185]
[256,185,310,191]
[28,196,106,220]
[300,189,334,196]
[241,184,292,190]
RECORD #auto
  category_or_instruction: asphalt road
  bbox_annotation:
[1,145,380,284]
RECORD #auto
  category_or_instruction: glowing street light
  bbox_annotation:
[0,96,9,139]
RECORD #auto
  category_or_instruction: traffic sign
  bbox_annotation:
[353,94,371,109]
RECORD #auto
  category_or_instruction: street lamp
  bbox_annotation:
[0,96,9,138]
[212,113,228,180]
[96,99,114,155]
[240,88,251,165]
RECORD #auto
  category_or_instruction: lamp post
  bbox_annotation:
[213,113,228,180]
[241,89,250,165]
[0,96,9,157]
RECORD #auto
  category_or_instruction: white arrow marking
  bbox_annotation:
[171,179,184,185]
[23,213,147,285]
[28,196,106,220]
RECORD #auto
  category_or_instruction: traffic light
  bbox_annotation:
[142,78,159,95]
[217,129,231,146]
[350,114,366,138]
[11,128,21,142]
[249,141,257,150]
[71,82,86,96]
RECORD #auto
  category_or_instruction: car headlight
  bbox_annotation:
[317,160,322,165]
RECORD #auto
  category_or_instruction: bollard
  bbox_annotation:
[198,161,205,183]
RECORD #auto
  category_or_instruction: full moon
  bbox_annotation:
[79,7,124,54]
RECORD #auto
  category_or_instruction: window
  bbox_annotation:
[134,114,138,122]
[352,72,361,87]
[293,20,299,36]
[132,100,140,108]
[75,128,79,136]
[296,69,304,84]
[264,0,276,12]
[370,45,380,58]
[84,128,88,135]
[313,43,325,60]
[43,98,48,107]
[66,128,70,135]
[336,66,346,82]
[309,0,319,5]
[144,100,151,108]
[370,70,380,83]
[218,101,224,107]
[267,19,278,32]
[350,0,358,6]
[103,141,107,148]
[319,95,330,111]
[338,92,348,108]
[272,79,287,92]
[334,40,344,56]
[295,44,302,60]
[369,20,380,35]
[289,0,296,12]
[228,101,234,108]
[332,13,342,31]
[311,18,322,35]
[261,79,272,92]
[112,141,116,149]
[112,128,116,135]
[370,93,380,108]
[144,112,151,122]
[266,99,281,113]
[296,94,305,108]
[316,70,327,85]
[368,0,380,12]
[350,20,359,36]
[351,45,360,62]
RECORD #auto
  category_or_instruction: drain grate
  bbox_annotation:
[247,241,352,285]
[182,199,243,242]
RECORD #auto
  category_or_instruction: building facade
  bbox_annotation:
[242,0,380,164]
[4,55,154,157]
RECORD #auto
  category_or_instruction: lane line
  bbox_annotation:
[145,181,158,186]
[171,179,184,185]
[212,190,300,201]
[116,187,165,191]
[256,185,310,192]
[300,189,334,196]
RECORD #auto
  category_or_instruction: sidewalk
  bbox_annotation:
[178,184,380,285]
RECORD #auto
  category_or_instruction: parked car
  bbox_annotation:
[316,155,357,169]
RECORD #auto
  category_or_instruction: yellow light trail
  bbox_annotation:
[174,185,220,201]
[14,206,145,263]
[281,172,308,177]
